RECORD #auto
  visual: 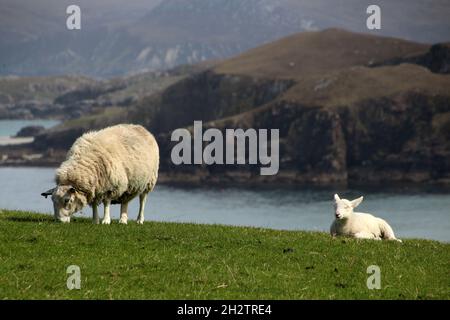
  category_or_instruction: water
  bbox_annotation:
[0,119,60,137]
[0,167,449,242]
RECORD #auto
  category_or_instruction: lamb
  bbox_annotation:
[41,124,159,224]
[330,194,402,242]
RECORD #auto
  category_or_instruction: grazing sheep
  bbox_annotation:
[41,124,159,224]
[330,194,402,242]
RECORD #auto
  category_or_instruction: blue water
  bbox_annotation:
[0,167,449,242]
[0,119,60,137]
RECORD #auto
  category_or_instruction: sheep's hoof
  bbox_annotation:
[101,218,111,225]
[119,218,128,225]
[137,220,144,225]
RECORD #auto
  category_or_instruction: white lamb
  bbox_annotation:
[330,194,402,242]
[41,124,159,224]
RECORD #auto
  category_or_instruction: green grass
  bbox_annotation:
[0,210,448,300]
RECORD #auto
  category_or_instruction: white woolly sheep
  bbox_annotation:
[330,194,402,242]
[41,124,159,224]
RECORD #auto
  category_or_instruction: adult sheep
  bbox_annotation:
[41,124,159,224]
[330,194,402,242]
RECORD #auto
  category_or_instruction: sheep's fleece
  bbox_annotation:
[41,124,159,224]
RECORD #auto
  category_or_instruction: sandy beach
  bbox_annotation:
[0,136,34,146]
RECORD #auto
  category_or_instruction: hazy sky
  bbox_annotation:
[1,0,449,76]
[1,0,449,42]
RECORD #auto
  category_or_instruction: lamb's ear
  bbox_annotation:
[41,187,56,199]
[351,196,363,208]
[334,194,340,201]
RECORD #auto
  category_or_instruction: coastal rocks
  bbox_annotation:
[2,30,450,185]
[33,127,86,151]
[370,42,450,75]
[418,43,450,74]
[132,71,295,134]
[15,125,45,137]
[0,144,65,166]
[286,108,347,175]
[0,101,62,120]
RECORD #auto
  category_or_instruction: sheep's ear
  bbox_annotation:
[351,196,363,208]
[41,187,56,199]
[334,194,340,201]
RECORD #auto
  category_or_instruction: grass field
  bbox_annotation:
[0,210,448,300]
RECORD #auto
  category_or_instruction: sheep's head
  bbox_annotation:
[41,185,87,223]
[333,194,363,220]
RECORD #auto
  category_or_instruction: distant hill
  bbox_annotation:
[215,28,429,78]
[135,29,434,133]
[131,29,450,185]
[0,63,208,120]
[3,29,450,185]
[0,75,94,119]
[1,0,449,77]
[0,75,93,104]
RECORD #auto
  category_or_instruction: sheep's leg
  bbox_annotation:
[119,201,129,225]
[354,232,377,240]
[92,203,100,224]
[137,193,147,225]
[102,199,111,225]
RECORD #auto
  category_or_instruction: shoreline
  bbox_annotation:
[0,136,34,146]
[1,143,449,188]
[1,164,450,192]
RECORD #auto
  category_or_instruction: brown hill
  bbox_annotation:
[215,28,429,79]
[282,63,450,107]
[131,30,440,135]
[14,29,450,185]
[140,30,450,184]
[196,63,450,184]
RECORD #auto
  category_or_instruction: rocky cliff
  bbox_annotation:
[3,29,450,185]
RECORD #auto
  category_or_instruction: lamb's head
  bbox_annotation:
[41,185,87,223]
[333,194,363,220]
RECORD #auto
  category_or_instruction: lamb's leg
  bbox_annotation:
[92,203,99,224]
[119,201,129,225]
[102,199,111,225]
[354,232,378,240]
[380,221,402,242]
[330,222,337,238]
[137,193,147,225]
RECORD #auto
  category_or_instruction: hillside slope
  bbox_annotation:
[0,210,448,299]
[0,75,94,119]
[215,28,429,78]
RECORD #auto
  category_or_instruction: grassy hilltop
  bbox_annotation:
[0,210,448,300]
